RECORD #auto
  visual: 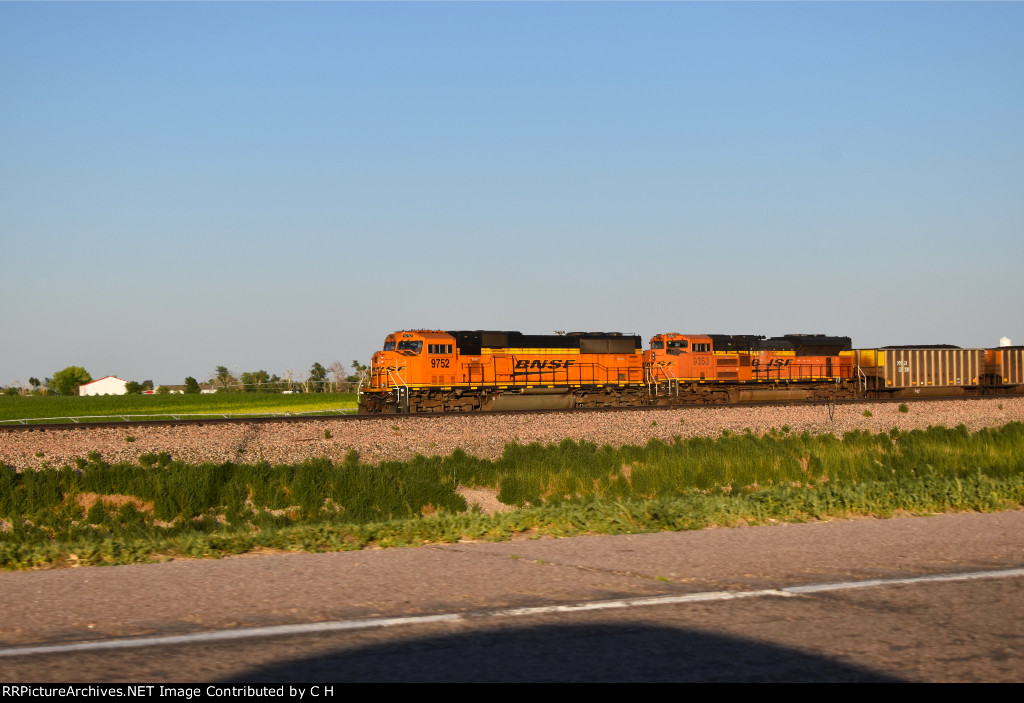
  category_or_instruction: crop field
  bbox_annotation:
[0,393,358,424]
[1,422,1023,569]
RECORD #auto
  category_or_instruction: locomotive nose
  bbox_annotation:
[371,351,401,385]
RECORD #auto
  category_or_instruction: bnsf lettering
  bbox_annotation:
[751,359,792,368]
[514,360,576,370]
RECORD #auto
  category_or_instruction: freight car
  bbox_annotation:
[358,329,1024,413]
[855,345,1024,397]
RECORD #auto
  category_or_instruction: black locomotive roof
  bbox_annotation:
[447,330,642,356]
[707,334,852,355]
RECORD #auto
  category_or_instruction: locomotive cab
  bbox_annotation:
[362,330,459,413]
[646,334,715,381]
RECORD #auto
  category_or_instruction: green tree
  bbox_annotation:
[307,362,328,393]
[214,366,237,392]
[240,370,270,392]
[348,359,369,384]
[184,377,201,394]
[124,381,143,394]
[141,380,154,392]
[155,385,171,395]
[28,377,41,391]
[50,366,93,396]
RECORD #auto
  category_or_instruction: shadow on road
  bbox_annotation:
[222,622,905,682]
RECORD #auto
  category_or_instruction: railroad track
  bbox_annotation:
[0,395,1000,433]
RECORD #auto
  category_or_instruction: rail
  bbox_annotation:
[0,409,358,425]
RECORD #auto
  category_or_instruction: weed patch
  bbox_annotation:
[2,422,1023,569]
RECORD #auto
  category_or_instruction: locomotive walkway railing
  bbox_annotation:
[502,361,644,388]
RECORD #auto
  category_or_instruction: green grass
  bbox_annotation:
[2,422,1023,569]
[0,393,358,424]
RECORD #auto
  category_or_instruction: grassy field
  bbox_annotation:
[1,422,1022,569]
[0,393,358,423]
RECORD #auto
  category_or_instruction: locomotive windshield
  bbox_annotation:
[397,340,423,354]
[666,339,688,355]
[383,341,396,351]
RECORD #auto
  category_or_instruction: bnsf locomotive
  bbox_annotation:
[357,329,1024,414]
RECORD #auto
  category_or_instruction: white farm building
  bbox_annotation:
[78,376,128,396]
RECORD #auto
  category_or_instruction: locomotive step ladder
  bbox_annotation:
[647,365,680,399]
[386,366,411,412]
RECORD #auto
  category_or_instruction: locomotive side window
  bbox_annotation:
[427,344,453,354]
[692,343,710,353]
[397,341,422,354]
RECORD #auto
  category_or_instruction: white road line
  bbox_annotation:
[489,588,795,620]
[782,567,1024,594]
[0,567,1020,659]
[0,615,462,659]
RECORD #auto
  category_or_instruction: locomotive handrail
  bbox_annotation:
[504,358,643,388]
[647,364,679,398]
[751,362,841,381]
[386,366,410,412]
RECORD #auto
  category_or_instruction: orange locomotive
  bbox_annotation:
[645,333,855,404]
[359,330,645,413]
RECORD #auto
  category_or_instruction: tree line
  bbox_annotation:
[204,360,368,394]
[2,361,369,396]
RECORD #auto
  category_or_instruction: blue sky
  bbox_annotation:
[2,2,1022,386]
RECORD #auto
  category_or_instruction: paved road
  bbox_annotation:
[1,511,1022,682]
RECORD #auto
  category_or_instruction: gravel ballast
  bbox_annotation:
[2,398,1022,471]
